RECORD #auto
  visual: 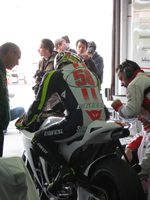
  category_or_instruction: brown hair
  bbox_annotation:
[41,39,54,53]
[55,39,65,49]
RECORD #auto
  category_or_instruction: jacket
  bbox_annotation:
[33,51,59,106]
[0,59,10,130]
[38,51,58,72]
[113,70,150,119]
[92,52,104,84]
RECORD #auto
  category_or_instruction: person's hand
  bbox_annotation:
[122,147,133,162]
[80,53,91,60]
[15,117,24,129]
[111,99,122,110]
[15,114,28,130]
[137,115,149,127]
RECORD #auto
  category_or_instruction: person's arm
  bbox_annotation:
[93,55,104,83]
[85,57,98,74]
[16,71,55,129]
[122,136,143,162]
[131,118,150,180]
[122,147,133,162]
[127,136,143,151]
[138,128,150,180]
[80,53,98,75]
[111,83,143,118]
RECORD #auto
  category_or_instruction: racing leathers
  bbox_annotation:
[16,62,106,168]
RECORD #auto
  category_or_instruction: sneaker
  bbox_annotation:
[47,168,75,193]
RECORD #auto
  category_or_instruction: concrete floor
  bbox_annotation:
[3,84,34,158]
[3,121,23,158]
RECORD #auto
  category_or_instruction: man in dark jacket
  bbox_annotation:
[76,39,98,77]
[87,41,104,84]
[0,42,21,156]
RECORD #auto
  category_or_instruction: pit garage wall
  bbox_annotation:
[115,0,132,95]
[132,0,150,72]
[115,0,150,96]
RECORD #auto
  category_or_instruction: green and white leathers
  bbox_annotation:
[0,59,10,131]
[22,62,106,136]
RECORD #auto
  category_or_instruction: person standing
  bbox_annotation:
[76,39,98,77]
[76,39,110,119]
[87,41,104,85]
[33,39,57,95]
[33,38,64,114]
[62,35,76,53]
[55,39,67,53]
[0,42,21,156]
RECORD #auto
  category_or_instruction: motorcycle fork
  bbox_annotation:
[30,148,46,185]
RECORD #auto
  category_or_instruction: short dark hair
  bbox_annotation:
[76,39,88,49]
[116,59,141,80]
[41,39,54,53]
[62,36,70,43]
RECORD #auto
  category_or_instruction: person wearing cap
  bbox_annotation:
[0,42,21,156]
[62,35,76,54]
[87,41,104,85]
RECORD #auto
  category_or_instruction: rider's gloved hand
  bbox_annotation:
[15,115,29,129]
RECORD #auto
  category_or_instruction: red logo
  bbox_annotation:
[86,110,102,120]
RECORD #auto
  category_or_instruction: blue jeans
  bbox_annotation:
[3,107,25,134]
[10,107,25,121]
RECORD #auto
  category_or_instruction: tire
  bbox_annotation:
[89,155,145,200]
[22,151,77,200]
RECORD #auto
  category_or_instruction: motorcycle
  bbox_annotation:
[21,115,145,200]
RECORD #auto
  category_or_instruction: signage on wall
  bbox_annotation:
[133,0,150,71]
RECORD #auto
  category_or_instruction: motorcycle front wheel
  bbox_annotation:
[89,155,144,200]
[22,151,48,200]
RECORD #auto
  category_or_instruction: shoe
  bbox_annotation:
[47,168,75,193]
